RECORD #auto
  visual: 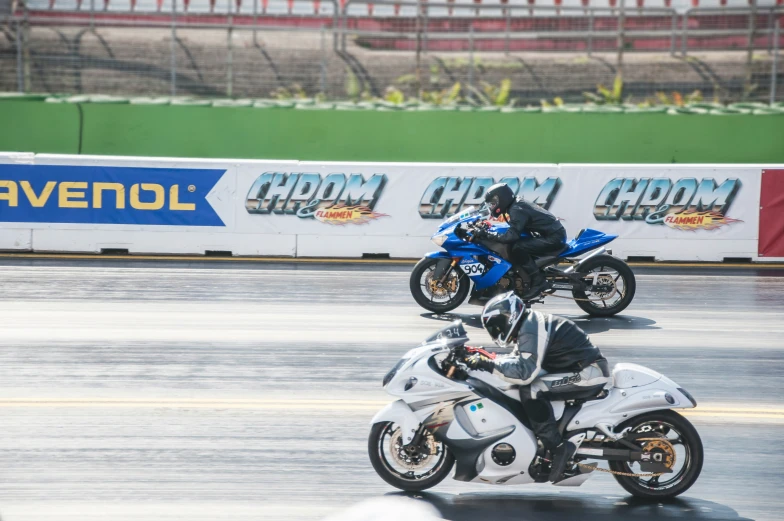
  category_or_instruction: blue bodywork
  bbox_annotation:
[425,214,617,291]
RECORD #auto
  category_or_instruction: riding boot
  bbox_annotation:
[549,441,577,482]
[521,269,548,300]
[521,397,562,449]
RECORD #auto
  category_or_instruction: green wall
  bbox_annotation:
[2,100,783,163]
[0,101,82,155]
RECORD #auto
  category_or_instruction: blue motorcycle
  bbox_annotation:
[409,206,636,316]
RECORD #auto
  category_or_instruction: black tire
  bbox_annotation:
[572,255,636,317]
[368,422,455,492]
[609,410,703,500]
[409,257,470,313]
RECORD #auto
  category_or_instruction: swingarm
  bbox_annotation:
[575,444,673,474]
[543,266,590,292]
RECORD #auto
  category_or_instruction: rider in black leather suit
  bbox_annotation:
[471,183,567,299]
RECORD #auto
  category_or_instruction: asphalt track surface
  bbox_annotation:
[1,258,783,521]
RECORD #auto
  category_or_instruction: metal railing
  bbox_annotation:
[335,1,783,54]
[8,0,784,54]
[1,1,782,103]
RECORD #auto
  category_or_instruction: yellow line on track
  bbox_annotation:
[0,398,385,410]
[0,252,783,269]
[681,411,784,420]
[1,398,783,419]
[0,253,414,264]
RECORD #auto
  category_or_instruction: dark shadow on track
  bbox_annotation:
[387,491,753,521]
[564,315,660,335]
[420,312,484,329]
[421,312,659,335]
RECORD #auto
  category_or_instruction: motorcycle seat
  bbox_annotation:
[501,384,607,404]
[542,385,608,403]
[533,245,570,269]
[534,255,561,268]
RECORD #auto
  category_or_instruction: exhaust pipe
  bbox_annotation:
[564,247,607,274]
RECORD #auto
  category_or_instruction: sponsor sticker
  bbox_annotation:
[577,448,604,457]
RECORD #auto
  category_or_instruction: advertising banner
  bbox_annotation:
[758,169,784,258]
[0,164,226,227]
[234,162,562,239]
[558,165,756,238]
[553,165,761,261]
[0,153,780,261]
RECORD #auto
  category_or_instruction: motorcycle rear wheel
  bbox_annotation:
[409,258,470,313]
[571,255,636,316]
[368,422,455,492]
[609,410,703,499]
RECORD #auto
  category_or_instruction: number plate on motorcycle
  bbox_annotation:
[460,262,486,275]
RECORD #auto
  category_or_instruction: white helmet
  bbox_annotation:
[481,291,526,347]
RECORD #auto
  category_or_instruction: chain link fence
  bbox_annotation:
[0,1,781,104]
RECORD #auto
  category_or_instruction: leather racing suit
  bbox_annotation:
[477,198,567,286]
[488,309,610,449]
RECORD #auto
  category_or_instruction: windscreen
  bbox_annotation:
[421,320,469,346]
[441,204,491,228]
[442,206,478,226]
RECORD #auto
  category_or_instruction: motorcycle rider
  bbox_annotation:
[463,291,610,482]
[459,183,566,299]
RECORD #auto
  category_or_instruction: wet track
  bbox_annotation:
[0,258,783,521]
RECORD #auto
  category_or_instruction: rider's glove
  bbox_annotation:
[464,353,496,373]
[471,227,489,240]
[454,225,470,241]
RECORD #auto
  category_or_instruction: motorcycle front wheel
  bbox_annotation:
[409,258,470,313]
[571,254,636,317]
[368,422,455,492]
[609,410,704,499]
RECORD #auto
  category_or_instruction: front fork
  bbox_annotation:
[403,424,432,457]
[438,259,460,285]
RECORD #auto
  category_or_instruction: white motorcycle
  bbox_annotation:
[368,321,703,499]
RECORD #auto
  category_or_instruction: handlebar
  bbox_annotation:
[441,344,495,380]
[441,344,468,380]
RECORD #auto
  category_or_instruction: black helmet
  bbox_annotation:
[484,183,515,218]
[481,291,526,347]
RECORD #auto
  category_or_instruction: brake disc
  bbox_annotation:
[426,271,458,297]
[389,429,435,470]
[591,274,617,299]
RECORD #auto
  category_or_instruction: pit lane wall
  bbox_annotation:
[1,152,783,262]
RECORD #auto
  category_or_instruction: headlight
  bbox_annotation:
[431,234,448,247]
[382,358,408,387]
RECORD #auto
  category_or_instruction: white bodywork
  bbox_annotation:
[372,340,696,487]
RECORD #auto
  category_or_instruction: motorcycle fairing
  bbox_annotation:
[567,364,696,432]
[423,250,512,291]
[561,229,618,258]
[427,395,537,484]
